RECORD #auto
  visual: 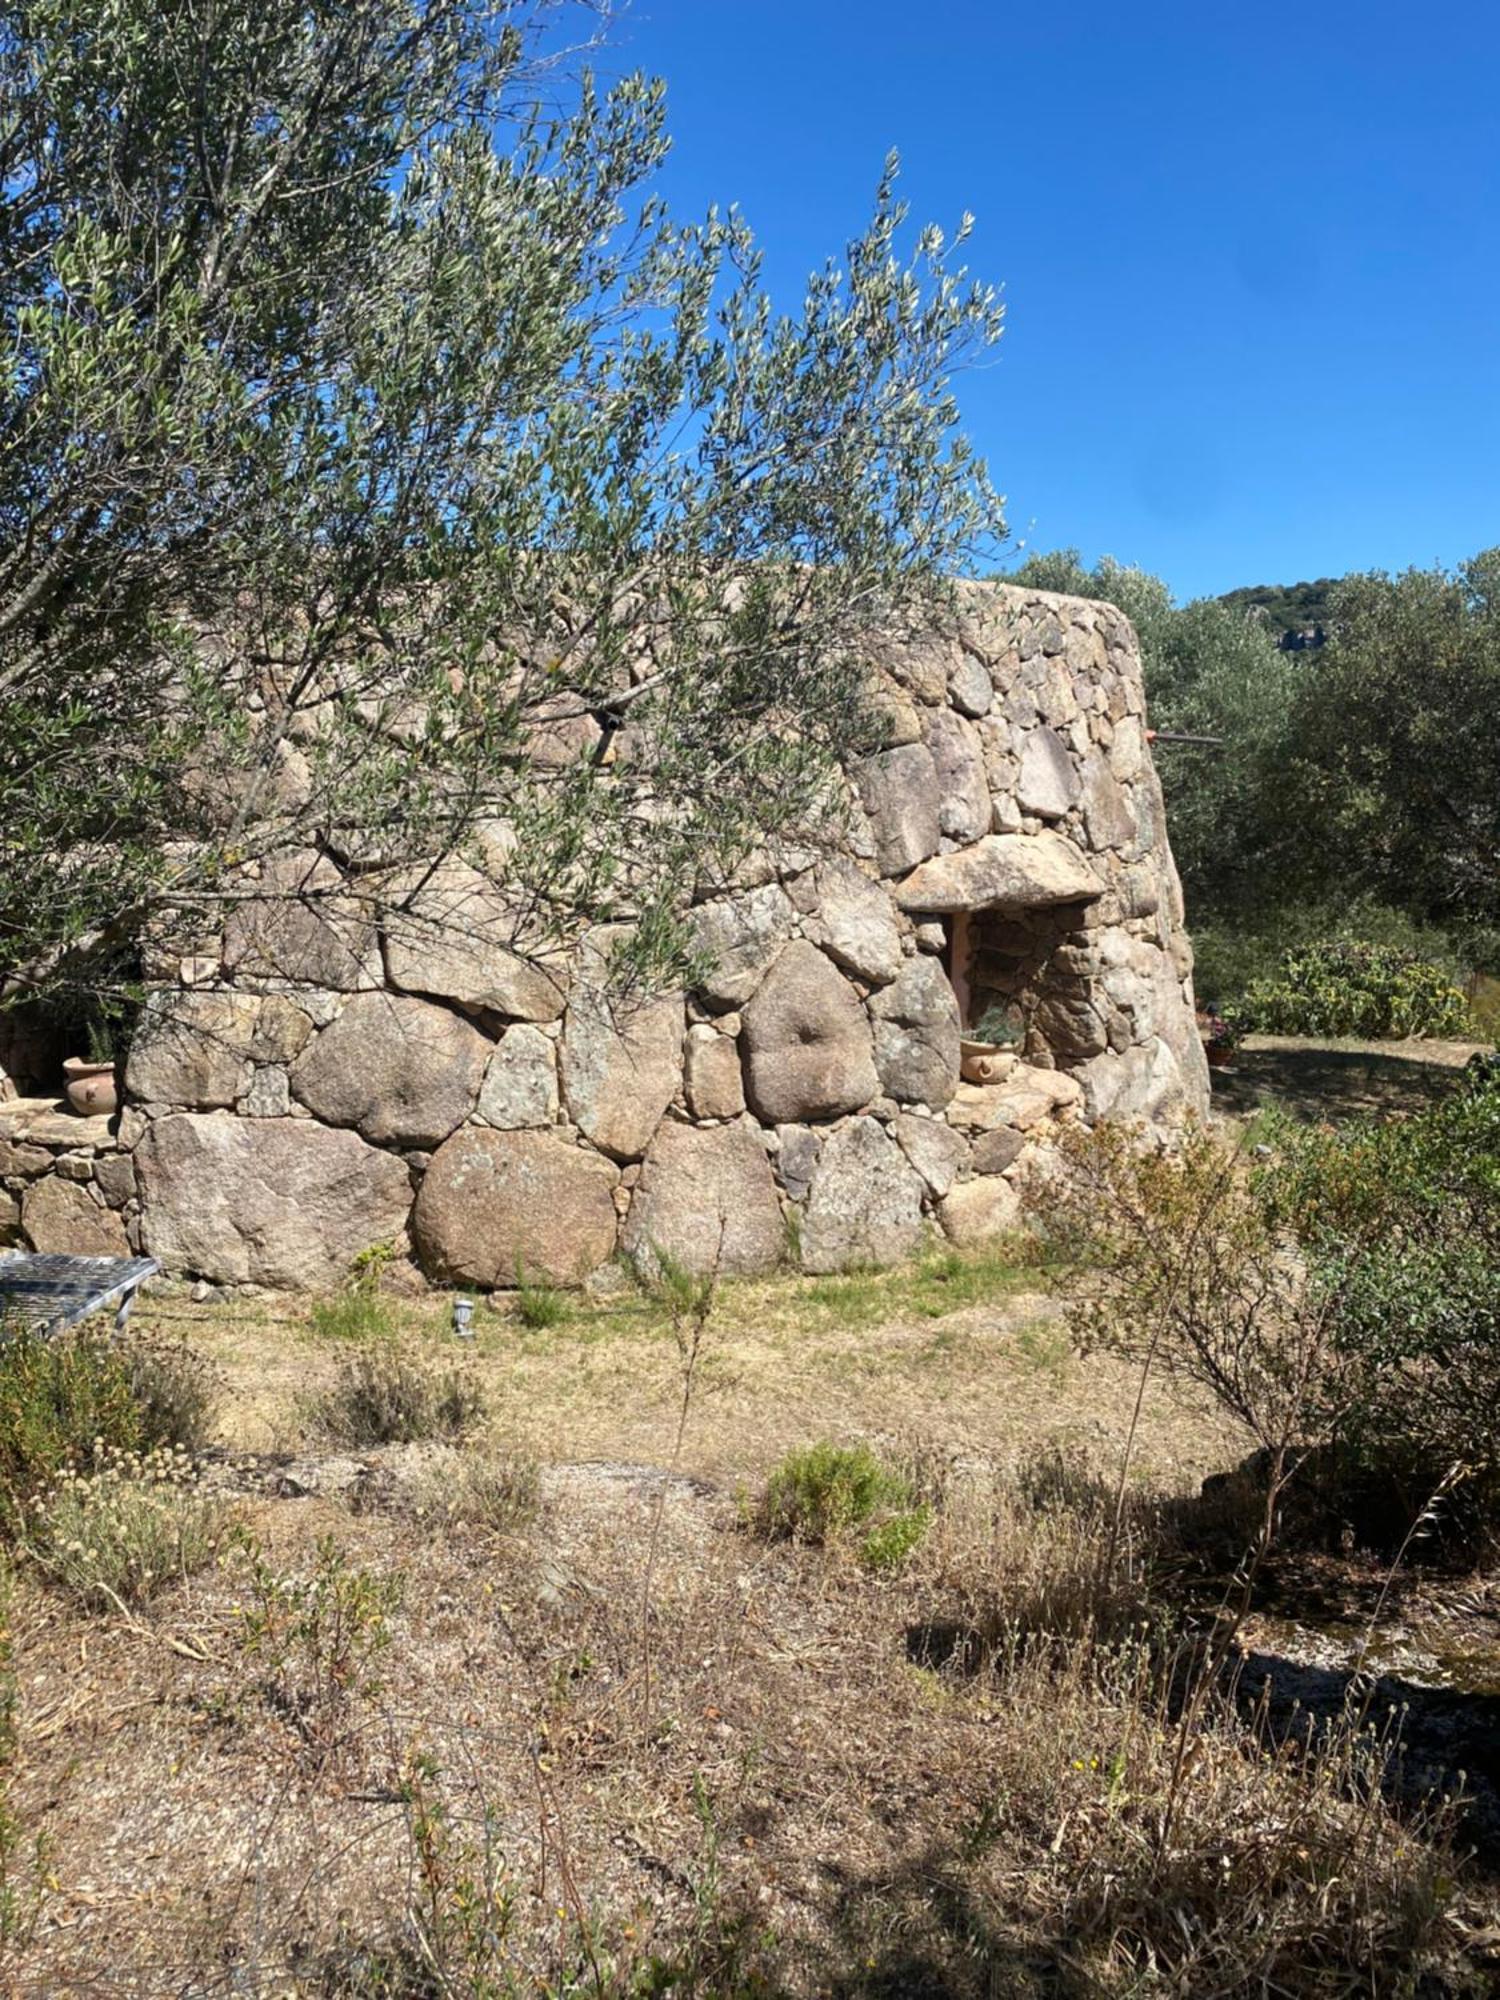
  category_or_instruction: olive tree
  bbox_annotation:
[0,0,1005,1025]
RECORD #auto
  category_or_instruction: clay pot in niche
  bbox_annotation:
[62,1056,119,1117]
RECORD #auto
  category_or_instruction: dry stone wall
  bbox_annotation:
[0,581,1209,1290]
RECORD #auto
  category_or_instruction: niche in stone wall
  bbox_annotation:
[943,905,1103,1072]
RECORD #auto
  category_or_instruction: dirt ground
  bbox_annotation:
[5,1258,1257,1998]
[6,1035,1497,1995]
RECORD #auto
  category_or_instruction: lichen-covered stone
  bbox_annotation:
[223,850,382,991]
[1016,727,1081,819]
[688,884,794,1007]
[476,1024,558,1129]
[868,957,961,1109]
[412,1128,617,1287]
[892,1113,969,1197]
[937,1175,1022,1246]
[970,1126,1025,1175]
[290,992,489,1147]
[382,860,565,1022]
[137,1114,412,1288]
[774,1123,822,1198]
[622,1118,783,1276]
[561,944,683,1160]
[809,859,901,985]
[741,942,878,1125]
[799,1116,926,1273]
[924,710,991,843]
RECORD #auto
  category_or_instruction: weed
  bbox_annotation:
[308,1286,396,1344]
[234,1532,402,1765]
[21,1444,230,1613]
[411,1449,541,1536]
[756,1440,928,1566]
[309,1347,484,1446]
[124,1335,222,1451]
[514,1259,570,1331]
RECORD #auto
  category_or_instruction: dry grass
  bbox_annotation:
[127,1244,1242,1491]
[2,1245,1496,1996]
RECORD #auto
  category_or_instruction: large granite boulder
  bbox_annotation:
[222,850,382,991]
[22,1178,131,1257]
[1075,1037,1192,1125]
[560,940,683,1159]
[853,744,942,876]
[688,885,794,1007]
[741,942,878,1124]
[125,990,262,1108]
[868,957,961,1109]
[412,1128,617,1287]
[622,1118,783,1277]
[382,860,565,1022]
[894,832,1102,913]
[809,859,901,985]
[290,992,489,1147]
[137,1113,413,1288]
[799,1116,926,1273]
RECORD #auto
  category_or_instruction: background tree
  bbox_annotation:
[0,0,1005,1030]
[1287,553,1500,946]
[1006,547,1500,1010]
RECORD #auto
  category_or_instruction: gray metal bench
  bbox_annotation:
[0,1252,162,1337]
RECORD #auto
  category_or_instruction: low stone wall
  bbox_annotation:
[1,581,1209,1291]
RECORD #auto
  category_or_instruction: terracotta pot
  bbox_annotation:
[62,1056,119,1117]
[959,1040,1018,1086]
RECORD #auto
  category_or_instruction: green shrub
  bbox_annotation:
[1045,1070,1500,1554]
[1238,939,1469,1040]
[0,1323,141,1523]
[756,1440,927,1566]
[21,1444,230,1612]
[234,1532,402,1763]
[310,1347,485,1447]
[857,1507,930,1572]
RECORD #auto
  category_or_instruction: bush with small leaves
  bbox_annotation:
[1238,939,1470,1040]
[756,1440,929,1567]
[310,1347,485,1447]
[124,1336,222,1453]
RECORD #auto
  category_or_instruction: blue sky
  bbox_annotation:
[608,0,1500,602]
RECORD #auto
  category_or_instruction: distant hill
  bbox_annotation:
[1218,578,1338,646]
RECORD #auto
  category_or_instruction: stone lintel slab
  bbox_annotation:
[893,832,1103,914]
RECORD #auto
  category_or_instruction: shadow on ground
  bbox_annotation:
[1211,1042,1469,1124]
